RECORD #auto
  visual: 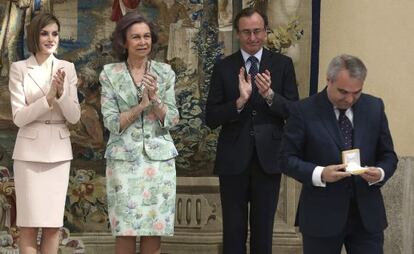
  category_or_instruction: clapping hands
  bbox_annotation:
[255,70,272,98]
[237,67,253,108]
[46,68,66,106]
[139,87,151,108]
[142,73,158,101]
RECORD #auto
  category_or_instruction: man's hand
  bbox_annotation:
[236,67,252,109]
[321,164,351,183]
[360,167,382,183]
[255,69,272,98]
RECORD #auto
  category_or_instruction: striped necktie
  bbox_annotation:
[248,56,259,94]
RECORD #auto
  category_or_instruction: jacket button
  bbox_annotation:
[251,110,257,116]
[249,131,255,136]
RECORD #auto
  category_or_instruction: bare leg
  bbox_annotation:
[116,236,136,254]
[18,227,38,254]
[140,236,161,254]
[40,227,60,254]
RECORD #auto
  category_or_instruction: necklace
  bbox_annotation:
[126,60,149,100]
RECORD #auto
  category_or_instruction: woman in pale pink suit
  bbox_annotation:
[8,13,80,254]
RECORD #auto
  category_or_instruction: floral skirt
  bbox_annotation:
[106,156,176,236]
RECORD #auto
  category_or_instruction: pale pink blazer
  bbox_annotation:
[9,55,80,163]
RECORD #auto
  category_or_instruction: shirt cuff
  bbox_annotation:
[265,89,274,106]
[312,166,326,187]
[55,85,68,104]
[368,167,385,185]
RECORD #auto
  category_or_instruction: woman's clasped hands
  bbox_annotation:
[138,72,160,108]
[46,68,66,106]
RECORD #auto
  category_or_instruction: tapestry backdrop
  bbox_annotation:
[0,0,219,233]
[0,0,310,234]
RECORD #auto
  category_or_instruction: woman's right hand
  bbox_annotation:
[120,87,151,130]
[139,87,151,109]
[46,83,58,106]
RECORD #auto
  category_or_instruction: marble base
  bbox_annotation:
[72,176,302,254]
[3,157,411,254]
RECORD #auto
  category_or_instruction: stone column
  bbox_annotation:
[267,0,302,63]
[382,157,414,254]
[167,23,199,73]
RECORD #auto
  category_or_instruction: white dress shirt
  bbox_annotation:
[312,107,384,187]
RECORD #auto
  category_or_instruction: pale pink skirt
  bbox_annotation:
[13,160,70,227]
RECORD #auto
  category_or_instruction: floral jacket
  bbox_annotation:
[100,61,179,161]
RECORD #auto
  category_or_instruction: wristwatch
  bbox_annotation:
[265,89,274,106]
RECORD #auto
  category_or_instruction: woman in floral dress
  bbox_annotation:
[100,12,179,254]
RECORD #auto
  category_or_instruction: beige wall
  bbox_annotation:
[319,0,414,156]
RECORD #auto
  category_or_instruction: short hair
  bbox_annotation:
[26,12,61,54]
[327,54,367,82]
[233,7,268,32]
[111,12,158,61]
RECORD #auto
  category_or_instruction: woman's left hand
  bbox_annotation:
[142,73,158,100]
[52,68,66,98]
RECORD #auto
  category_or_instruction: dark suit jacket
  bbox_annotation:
[206,48,299,175]
[280,89,398,237]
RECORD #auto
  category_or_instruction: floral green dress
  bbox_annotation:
[100,60,179,236]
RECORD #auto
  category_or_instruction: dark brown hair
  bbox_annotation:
[233,7,268,32]
[111,12,158,61]
[26,12,61,54]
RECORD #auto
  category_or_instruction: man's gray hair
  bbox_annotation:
[327,54,367,82]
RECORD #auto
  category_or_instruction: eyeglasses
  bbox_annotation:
[239,28,266,37]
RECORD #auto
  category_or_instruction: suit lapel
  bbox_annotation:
[26,55,45,94]
[234,50,247,91]
[235,50,245,73]
[26,55,58,95]
[316,89,344,149]
[351,96,366,149]
[106,62,138,107]
[259,48,271,73]
[51,56,60,77]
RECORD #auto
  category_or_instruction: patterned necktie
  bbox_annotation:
[338,109,353,149]
[248,56,259,93]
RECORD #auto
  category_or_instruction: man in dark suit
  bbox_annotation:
[280,54,398,254]
[205,7,299,254]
